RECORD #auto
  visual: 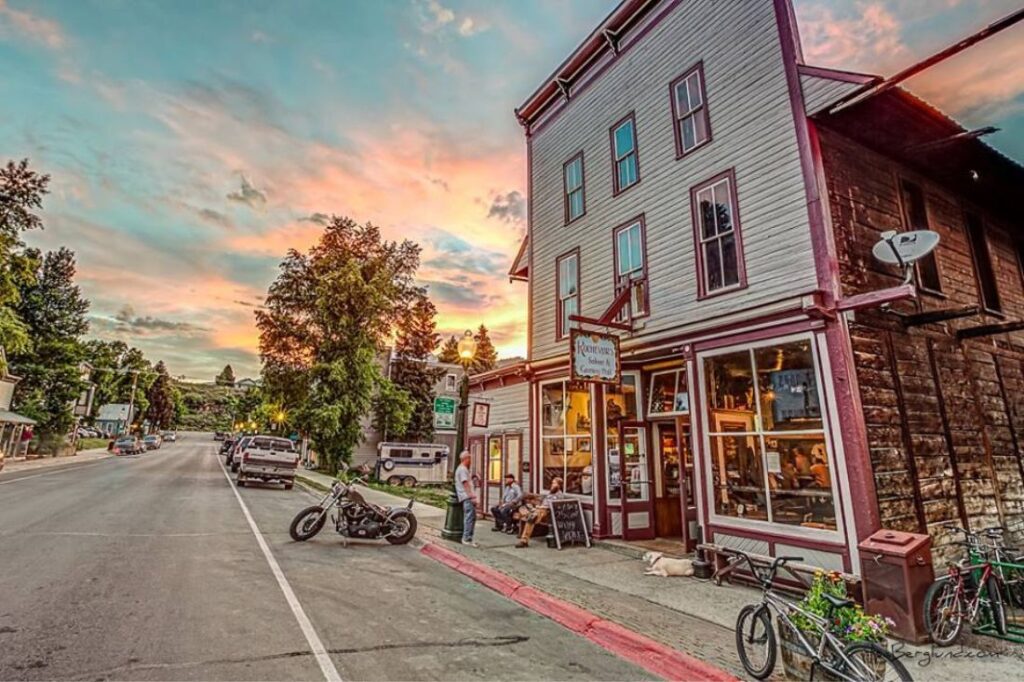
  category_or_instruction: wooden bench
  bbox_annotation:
[698,542,861,599]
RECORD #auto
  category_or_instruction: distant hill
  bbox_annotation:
[174,380,236,431]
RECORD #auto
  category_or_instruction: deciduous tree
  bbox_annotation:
[144,361,177,431]
[387,290,442,442]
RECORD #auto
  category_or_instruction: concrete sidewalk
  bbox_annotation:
[1,447,112,475]
[295,470,1024,680]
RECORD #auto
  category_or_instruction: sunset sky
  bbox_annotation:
[2,0,1021,381]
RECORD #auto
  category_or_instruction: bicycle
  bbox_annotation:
[730,550,912,681]
[924,525,1008,645]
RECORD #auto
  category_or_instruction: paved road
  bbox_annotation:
[0,438,649,681]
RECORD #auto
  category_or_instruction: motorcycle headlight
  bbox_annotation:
[331,482,344,495]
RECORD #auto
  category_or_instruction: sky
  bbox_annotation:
[1,0,1021,381]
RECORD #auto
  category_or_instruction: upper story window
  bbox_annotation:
[898,179,942,293]
[613,217,649,319]
[563,152,585,224]
[556,250,579,340]
[670,63,711,157]
[965,212,1001,313]
[444,373,457,392]
[692,170,746,297]
[610,113,639,194]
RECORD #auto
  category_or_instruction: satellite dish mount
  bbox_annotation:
[871,230,941,285]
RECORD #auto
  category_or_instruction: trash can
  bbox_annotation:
[858,529,934,643]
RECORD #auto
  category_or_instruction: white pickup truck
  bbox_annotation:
[236,436,298,489]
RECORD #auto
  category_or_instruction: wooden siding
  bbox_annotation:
[820,126,1024,557]
[528,0,817,361]
[799,73,860,116]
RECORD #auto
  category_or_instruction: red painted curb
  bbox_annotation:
[420,543,736,682]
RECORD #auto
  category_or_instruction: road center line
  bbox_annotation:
[217,454,343,682]
[0,460,111,486]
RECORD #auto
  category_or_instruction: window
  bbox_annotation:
[605,374,648,503]
[703,338,836,532]
[556,250,580,340]
[692,170,745,296]
[488,437,502,482]
[648,368,690,416]
[965,212,1001,313]
[540,380,593,496]
[899,179,942,293]
[610,113,639,194]
[563,152,585,223]
[613,218,648,319]
[670,63,711,156]
[444,373,457,392]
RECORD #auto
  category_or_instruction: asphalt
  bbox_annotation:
[0,437,651,681]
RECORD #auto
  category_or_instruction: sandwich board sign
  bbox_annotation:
[550,498,591,549]
[570,329,621,384]
[433,396,457,430]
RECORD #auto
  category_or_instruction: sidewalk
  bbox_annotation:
[1,447,112,475]
[295,470,1024,680]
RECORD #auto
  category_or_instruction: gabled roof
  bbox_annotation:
[508,236,529,282]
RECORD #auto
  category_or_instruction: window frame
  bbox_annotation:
[555,248,581,341]
[669,61,712,158]
[562,151,586,225]
[612,215,650,320]
[444,373,457,392]
[647,367,690,417]
[690,168,748,299]
[487,436,503,483]
[538,377,595,501]
[963,210,1002,315]
[603,371,645,505]
[897,177,944,295]
[608,111,640,196]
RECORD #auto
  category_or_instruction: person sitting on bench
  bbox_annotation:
[516,477,564,548]
[490,473,523,533]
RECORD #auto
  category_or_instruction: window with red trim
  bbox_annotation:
[563,152,585,223]
[610,114,639,194]
[613,218,649,320]
[670,63,711,156]
[556,250,579,340]
[692,171,746,296]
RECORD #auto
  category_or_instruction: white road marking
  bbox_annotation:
[217,455,343,682]
[0,460,111,485]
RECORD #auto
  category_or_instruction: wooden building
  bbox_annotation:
[481,0,1022,572]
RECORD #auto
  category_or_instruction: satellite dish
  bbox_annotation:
[872,230,940,285]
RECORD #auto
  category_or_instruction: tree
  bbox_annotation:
[387,290,443,441]
[10,248,89,451]
[437,335,460,364]
[257,216,420,473]
[471,324,498,374]
[144,361,177,431]
[0,159,49,360]
[215,364,236,387]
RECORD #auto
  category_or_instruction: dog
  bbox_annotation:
[642,551,695,577]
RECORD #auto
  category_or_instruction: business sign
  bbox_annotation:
[471,402,490,428]
[570,329,621,384]
[433,396,457,430]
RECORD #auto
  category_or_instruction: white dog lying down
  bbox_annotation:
[642,551,695,577]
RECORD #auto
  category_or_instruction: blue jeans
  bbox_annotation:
[462,499,476,542]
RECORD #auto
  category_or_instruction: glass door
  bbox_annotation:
[610,424,655,540]
[654,422,683,539]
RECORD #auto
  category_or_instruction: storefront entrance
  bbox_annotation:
[652,418,698,551]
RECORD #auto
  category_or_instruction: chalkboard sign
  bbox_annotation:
[550,499,591,549]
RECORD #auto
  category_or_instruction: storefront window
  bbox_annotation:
[649,368,689,415]
[540,380,593,496]
[703,338,837,531]
[605,374,648,503]
[487,437,502,482]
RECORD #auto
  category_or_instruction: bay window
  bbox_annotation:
[540,380,593,496]
[703,338,837,532]
[692,170,745,296]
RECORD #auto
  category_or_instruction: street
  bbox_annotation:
[0,439,649,681]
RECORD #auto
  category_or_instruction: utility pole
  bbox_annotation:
[126,370,139,435]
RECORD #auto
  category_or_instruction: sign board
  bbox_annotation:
[570,329,621,384]
[471,402,490,428]
[550,498,591,549]
[433,396,457,430]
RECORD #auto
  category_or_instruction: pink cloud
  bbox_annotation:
[797,2,909,74]
[0,0,65,49]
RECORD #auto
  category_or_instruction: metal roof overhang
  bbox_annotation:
[0,410,36,425]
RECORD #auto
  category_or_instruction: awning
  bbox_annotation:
[0,410,36,425]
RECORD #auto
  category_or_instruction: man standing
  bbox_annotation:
[490,473,523,533]
[516,477,564,548]
[454,450,479,547]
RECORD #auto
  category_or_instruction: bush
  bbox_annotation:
[791,570,894,643]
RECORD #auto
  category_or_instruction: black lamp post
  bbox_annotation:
[442,330,477,541]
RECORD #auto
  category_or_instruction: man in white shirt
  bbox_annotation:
[454,450,478,547]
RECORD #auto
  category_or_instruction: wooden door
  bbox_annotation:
[653,421,683,539]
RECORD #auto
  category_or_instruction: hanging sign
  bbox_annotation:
[471,402,490,428]
[570,329,621,384]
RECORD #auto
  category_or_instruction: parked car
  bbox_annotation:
[219,437,236,456]
[228,436,253,472]
[114,437,144,455]
[214,431,229,441]
[236,436,298,489]
[142,434,162,450]
[161,431,177,442]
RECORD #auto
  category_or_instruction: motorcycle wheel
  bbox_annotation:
[289,506,327,541]
[385,510,418,545]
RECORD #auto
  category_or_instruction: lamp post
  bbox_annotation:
[442,330,477,541]
[272,409,286,433]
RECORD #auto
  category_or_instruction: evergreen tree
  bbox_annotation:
[437,335,459,364]
[144,361,177,430]
[215,364,236,387]
[388,291,442,441]
[471,324,498,374]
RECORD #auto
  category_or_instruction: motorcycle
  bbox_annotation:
[288,473,418,545]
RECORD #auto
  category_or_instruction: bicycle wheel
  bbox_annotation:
[985,576,1008,636]
[735,604,776,680]
[927,578,963,646]
[921,575,949,634]
[841,642,912,682]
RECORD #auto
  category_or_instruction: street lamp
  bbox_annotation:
[443,329,477,542]
[273,409,286,432]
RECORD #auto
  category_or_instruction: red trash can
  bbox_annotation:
[858,529,934,643]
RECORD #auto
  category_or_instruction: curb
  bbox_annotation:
[419,542,736,682]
